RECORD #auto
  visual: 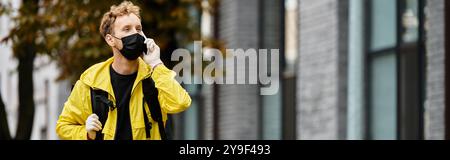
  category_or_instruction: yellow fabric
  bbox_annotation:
[56,57,191,140]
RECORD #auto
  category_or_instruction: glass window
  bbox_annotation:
[370,0,397,51]
[262,91,282,140]
[401,0,419,43]
[285,0,298,74]
[397,0,424,140]
[184,84,199,140]
[369,53,397,140]
[368,0,398,140]
[260,0,289,140]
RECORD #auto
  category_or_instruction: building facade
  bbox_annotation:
[175,0,449,140]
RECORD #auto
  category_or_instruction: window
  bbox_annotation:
[370,0,397,51]
[280,0,297,140]
[367,0,398,140]
[260,0,288,140]
[365,0,425,140]
[183,84,200,140]
[369,52,397,139]
[397,0,424,140]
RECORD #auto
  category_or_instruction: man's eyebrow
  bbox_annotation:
[121,24,131,29]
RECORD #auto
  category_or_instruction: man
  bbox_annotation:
[56,1,191,140]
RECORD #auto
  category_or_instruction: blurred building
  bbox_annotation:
[296,0,447,140]
[174,0,450,140]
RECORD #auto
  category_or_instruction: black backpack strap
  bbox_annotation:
[90,88,114,140]
[142,78,167,140]
[142,100,152,139]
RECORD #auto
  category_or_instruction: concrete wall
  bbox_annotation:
[424,0,446,140]
[297,0,349,140]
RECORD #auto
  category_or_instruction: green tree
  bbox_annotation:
[0,0,218,140]
[0,0,39,140]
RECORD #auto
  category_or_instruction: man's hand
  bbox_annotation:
[143,36,163,69]
[86,114,102,140]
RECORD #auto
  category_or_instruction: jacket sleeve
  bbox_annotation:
[56,80,90,140]
[151,64,192,114]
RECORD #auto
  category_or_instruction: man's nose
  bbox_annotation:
[130,29,139,35]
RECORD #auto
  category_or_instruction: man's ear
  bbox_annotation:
[105,34,116,47]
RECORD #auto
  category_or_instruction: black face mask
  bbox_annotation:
[113,33,147,60]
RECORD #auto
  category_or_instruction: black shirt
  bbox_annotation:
[110,65,137,140]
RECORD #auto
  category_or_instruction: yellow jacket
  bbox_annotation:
[56,57,191,140]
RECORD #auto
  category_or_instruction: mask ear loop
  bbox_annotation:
[110,34,121,40]
[109,34,122,52]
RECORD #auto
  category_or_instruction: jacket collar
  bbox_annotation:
[80,57,153,98]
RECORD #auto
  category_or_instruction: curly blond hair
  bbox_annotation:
[99,1,141,38]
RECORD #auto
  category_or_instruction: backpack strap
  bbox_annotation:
[142,77,167,140]
[90,88,114,140]
[142,99,152,139]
